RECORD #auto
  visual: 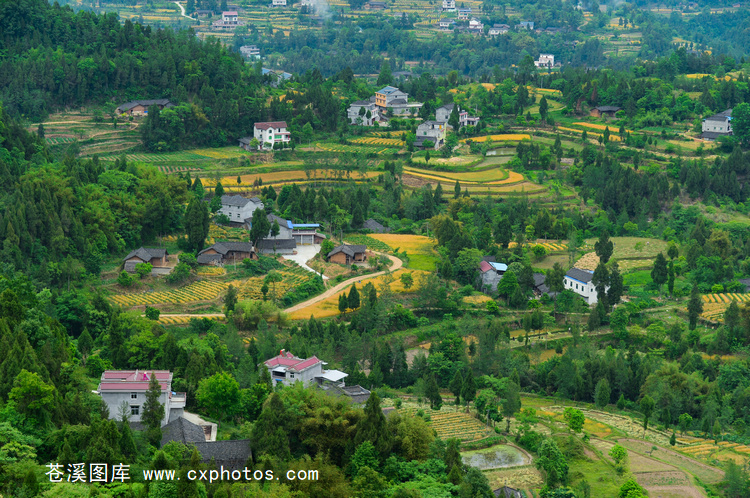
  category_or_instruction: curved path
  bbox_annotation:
[284,252,403,314]
[174,1,193,18]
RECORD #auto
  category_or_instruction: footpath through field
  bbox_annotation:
[283,252,402,314]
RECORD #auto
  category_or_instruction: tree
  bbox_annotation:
[270,220,280,238]
[502,379,521,432]
[448,105,460,130]
[78,328,93,359]
[117,270,134,287]
[618,479,647,498]
[301,122,314,144]
[352,204,364,228]
[679,413,693,434]
[563,407,585,433]
[595,378,610,409]
[9,370,55,427]
[731,102,750,145]
[142,372,165,447]
[651,252,668,293]
[667,243,679,260]
[425,374,443,410]
[145,306,160,320]
[454,180,461,199]
[135,262,153,279]
[249,208,271,247]
[348,284,361,309]
[338,293,348,314]
[264,271,283,301]
[224,285,238,316]
[377,60,393,86]
[496,217,512,248]
[400,272,413,290]
[640,395,655,433]
[594,231,614,263]
[355,392,391,458]
[609,444,627,466]
[185,197,210,253]
[592,262,609,304]
[670,432,676,446]
[536,438,568,487]
[37,123,45,138]
[197,372,241,426]
[539,96,549,121]
[449,371,463,406]
[461,373,476,406]
[214,181,225,198]
[687,284,703,330]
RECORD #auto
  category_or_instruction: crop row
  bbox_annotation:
[157,166,200,174]
[110,280,229,307]
[159,315,223,325]
[703,293,750,303]
[350,137,403,146]
[317,143,399,154]
[557,127,623,142]
[46,137,75,144]
[196,267,226,276]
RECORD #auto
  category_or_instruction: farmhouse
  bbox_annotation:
[264,350,346,387]
[197,242,256,265]
[416,121,450,149]
[258,214,297,254]
[239,45,260,59]
[535,54,555,68]
[97,370,185,427]
[219,194,264,223]
[347,99,380,126]
[701,109,732,140]
[468,18,483,33]
[115,99,174,116]
[439,19,456,30]
[212,11,245,30]
[292,223,325,245]
[363,218,390,233]
[442,0,456,11]
[518,21,534,29]
[261,67,293,87]
[253,121,291,149]
[589,106,621,118]
[375,86,409,108]
[271,0,287,6]
[488,23,510,35]
[564,267,606,304]
[480,260,507,293]
[533,272,556,297]
[435,103,479,127]
[457,7,471,19]
[327,244,367,265]
[122,247,169,273]
[365,1,387,9]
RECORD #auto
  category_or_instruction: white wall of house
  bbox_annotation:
[219,199,264,222]
[563,276,603,304]
[100,391,173,427]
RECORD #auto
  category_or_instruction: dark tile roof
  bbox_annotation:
[257,238,297,250]
[193,440,252,471]
[221,194,258,207]
[533,272,551,293]
[705,109,732,121]
[595,106,621,112]
[267,213,292,229]
[123,247,167,262]
[566,267,594,283]
[117,99,174,111]
[701,131,730,140]
[328,244,366,258]
[494,486,523,498]
[238,136,252,145]
[482,255,496,263]
[363,218,388,233]
[161,417,206,446]
[199,242,255,256]
[197,253,223,264]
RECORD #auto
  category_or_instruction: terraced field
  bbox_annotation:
[700,293,750,322]
[110,280,231,307]
[461,134,532,143]
[558,126,623,141]
[397,408,494,442]
[201,170,380,189]
[317,142,400,154]
[350,137,403,146]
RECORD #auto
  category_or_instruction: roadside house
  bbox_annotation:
[327,244,367,264]
[123,247,169,273]
[253,121,291,149]
[197,242,256,265]
[115,99,174,116]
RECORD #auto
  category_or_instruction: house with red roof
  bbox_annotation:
[264,350,348,387]
[96,370,186,427]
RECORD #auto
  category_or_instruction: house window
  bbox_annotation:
[131,406,140,416]
[131,393,137,399]
[290,373,295,379]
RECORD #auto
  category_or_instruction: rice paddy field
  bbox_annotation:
[201,169,380,189]
[557,126,623,141]
[31,111,142,156]
[700,293,750,321]
[396,406,494,442]
[368,234,439,271]
[461,134,532,143]
[317,142,400,154]
[575,237,669,271]
[109,280,232,307]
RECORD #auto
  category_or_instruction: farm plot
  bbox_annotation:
[238,267,314,301]
[368,234,439,271]
[350,137,403,146]
[461,134,531,143]
[110,280,230,307]
[576,237,668,271]
[429,412,494,441]
[158,315,223,326]
[573,122,632,134]
[558,126,622,141]
[202,170,380,188]
[157,165,201,174]
[403,166,515,183]
[344,234,393,253]
[700,294,750,322]
[317,142,399,154]
[618,439,725,484]
[509,241,567,252]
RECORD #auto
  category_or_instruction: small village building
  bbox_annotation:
[365,1,387,9]
[115,99,174,116]
[435,103,479,127]
[457,7,471,19]
[253,121,291,149]
[97,370,185,427]
[292,223,324,245]
[212,11,245,29]
[347,99,380,126]
[363,218,389,233]
[193,9,214,17]
[239,45,260,59]
[375,86,409,108]
[564,267,605,304]
[589,106,621,118]
[122,247,169,273]
[264,350,342,386]
[488,23,510,35]
[439,19,456,30]
[161,418,251,471]
[518,21,535,29]
[701,109,733,140]
[197,242,256,265]
[480,260,507,293]
[416,121,450,149]
[271,0,287,6]
[535,54,555,68]
[219,195,264,223]
[442,0,456,11]
[327,244,367,265]
[261,67,293,87]
[533,272,556,297]
[468,18,483,32]
[494,486,523,498]
[256,238,297,254]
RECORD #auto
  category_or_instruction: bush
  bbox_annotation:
[281,276,325,307]
[166,262,191,284]
[117,270,135,287]
[241,256,284,276]
[179,252,198,269]
[135,262,153,279]
[517,430,545,452]
[321,239,335,256]
[145,306,160,321]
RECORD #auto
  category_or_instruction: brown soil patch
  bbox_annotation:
[634,471,690,487]
[638,485,705,498]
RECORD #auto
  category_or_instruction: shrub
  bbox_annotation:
[135,262,153,279]
[179,252,198,269]
[166,262,192,284]
[117,270,135,287]
[145,306,160,321]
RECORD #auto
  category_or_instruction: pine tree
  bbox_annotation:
[651,252,668,293]
[461,373,476,406]
[185,197,209,253]
[687,284,703,330]
[355,392,391,458]
[37,123,45,138]
[377,60,393,86]
[338,293,348,314]
[215,180,224,198]
[449,370,463,405]
[348,284,360,309]
[454,180,461,199]
[352,204,364,228]
[142,373,165,447]
[249,208,270,247]
[594,230,614,263]
[448,105,460,130]
[425,374,442,410]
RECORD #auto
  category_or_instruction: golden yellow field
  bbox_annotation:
[403,166,523,184]
[202,170,380,187]
[461,134,531,143]
[573,122,631,133]
[288,269,426,320]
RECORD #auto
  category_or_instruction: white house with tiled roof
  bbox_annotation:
[253,121,291,149]
[96,370,186,427]
[263,350,348,387]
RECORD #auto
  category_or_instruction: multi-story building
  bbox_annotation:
[212,11,245,30]
[564,268,607,304]
[442,0,456,11]
[219,195,264,223]
[347,99,380,126]
[253,121,291,149]
[416,121,450,149]
[239,45,260,59]
[702,109,733,140]
[535,54,555,68]
[97,370,185,427]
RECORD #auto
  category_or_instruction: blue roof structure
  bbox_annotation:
[377,86,400,94]
[292,223,320,228]
[489,262,508,272]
